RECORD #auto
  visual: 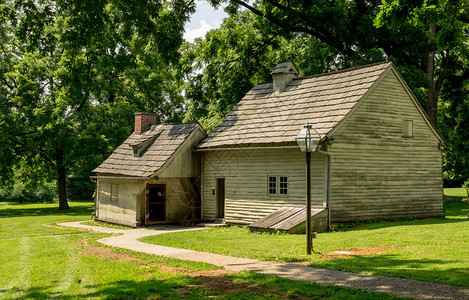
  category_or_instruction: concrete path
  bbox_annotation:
[59,221,469,300]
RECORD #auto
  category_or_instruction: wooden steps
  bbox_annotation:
[249,205,327,234]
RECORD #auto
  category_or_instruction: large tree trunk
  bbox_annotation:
[426,87,439,129]
[424,24,439,129]
[56,150,69,211]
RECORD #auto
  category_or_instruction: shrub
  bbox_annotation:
[0,181,57,203]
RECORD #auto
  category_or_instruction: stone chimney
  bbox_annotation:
[271,61,298,92]
[134,113,157,134]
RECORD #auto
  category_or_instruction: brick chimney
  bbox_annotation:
[134,113,157,134]
[271,61,298,92]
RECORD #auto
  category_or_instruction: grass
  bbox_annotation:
[82,220,133,230]
[0,201,401,299]
[445,187,468,198]
[227,271,408,300]
[142,196,469,287]
[0,202,94,239]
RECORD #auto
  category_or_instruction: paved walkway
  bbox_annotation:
[59,221,469,300]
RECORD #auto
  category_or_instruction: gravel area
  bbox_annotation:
[59,221,469,300]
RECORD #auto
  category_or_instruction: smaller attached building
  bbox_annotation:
[93,113,206,227]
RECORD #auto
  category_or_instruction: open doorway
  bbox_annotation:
[148,185,165,221]
[216,178,225,218]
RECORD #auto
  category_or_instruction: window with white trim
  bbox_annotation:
[268,176,277,195]
[268,176,288,196]
[279,177,288,195]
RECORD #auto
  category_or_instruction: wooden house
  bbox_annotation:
[93,61,445,231]
[196,61,445,230]
[93,113,206,227]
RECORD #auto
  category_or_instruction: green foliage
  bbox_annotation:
[0,181,57,203]
[191,0,469,183]
[181,11,355,132]
[439,61,469,186]
[0,0,193,208]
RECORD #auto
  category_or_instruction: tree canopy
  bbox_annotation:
[0,0,193,208]
[1,0,469,207]
[181,2,469,185]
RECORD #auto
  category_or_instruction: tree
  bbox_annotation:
[181,11,343,132]
[203,0,469,128]
[0,0,192,209]
[438,59,469,185]
[375,0,469,127]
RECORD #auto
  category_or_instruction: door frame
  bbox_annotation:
[216,177,225,219]
[147,184,166,223]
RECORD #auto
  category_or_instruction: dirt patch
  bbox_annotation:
[77,238,306,298]
[78,238,144,263]
[320,246,415,260]
[175,271,309,299]
[42,223,85,230]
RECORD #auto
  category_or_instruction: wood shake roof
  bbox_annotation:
[93,123,200,177]
[197,62,392,149]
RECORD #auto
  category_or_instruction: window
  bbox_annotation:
[111,184,119,202]
[133,148,139,157]
[268,176,277,195]
[268,176,288,196]
[402,120,413,138]
[279,177,288,195]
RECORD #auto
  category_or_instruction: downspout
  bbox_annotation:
[90,176,98,219]
[201,153,205,221]
[318,147,332,231]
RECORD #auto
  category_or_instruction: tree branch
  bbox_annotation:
[229,0,354,56]
[38,149,57,168]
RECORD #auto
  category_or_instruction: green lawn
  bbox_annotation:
[142,197,469,287]
[0,202,94,239]
[1,202,402,299]
[445,187,468,198]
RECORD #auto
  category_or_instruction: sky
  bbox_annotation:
[183,0,228,43]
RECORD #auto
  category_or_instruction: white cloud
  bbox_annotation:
[184,20,213,43]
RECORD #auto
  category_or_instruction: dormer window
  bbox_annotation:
[130,130,161,158]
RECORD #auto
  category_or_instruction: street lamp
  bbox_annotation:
[296,124,320,255]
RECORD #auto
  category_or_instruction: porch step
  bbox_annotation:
[197,219,228,228]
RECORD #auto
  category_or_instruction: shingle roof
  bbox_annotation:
[93,123,200,177]
[197,62,392,149]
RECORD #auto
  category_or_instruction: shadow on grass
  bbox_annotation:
[341,199,469,232]
[7,277,200,300]
[309,254,469,287]
[227,271,405,299]
[0,205,93,219]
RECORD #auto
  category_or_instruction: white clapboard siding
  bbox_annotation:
[96,177,193,226]
[202,148,327,223]
[96,178,144,226]
[329,68,444,222]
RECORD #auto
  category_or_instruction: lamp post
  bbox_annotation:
[296,124,320,255]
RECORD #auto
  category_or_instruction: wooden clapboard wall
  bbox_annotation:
[328,68,444,222]
[202,148,328,224]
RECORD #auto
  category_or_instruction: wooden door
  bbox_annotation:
[216,178,225,218]
[148,185,166,221]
